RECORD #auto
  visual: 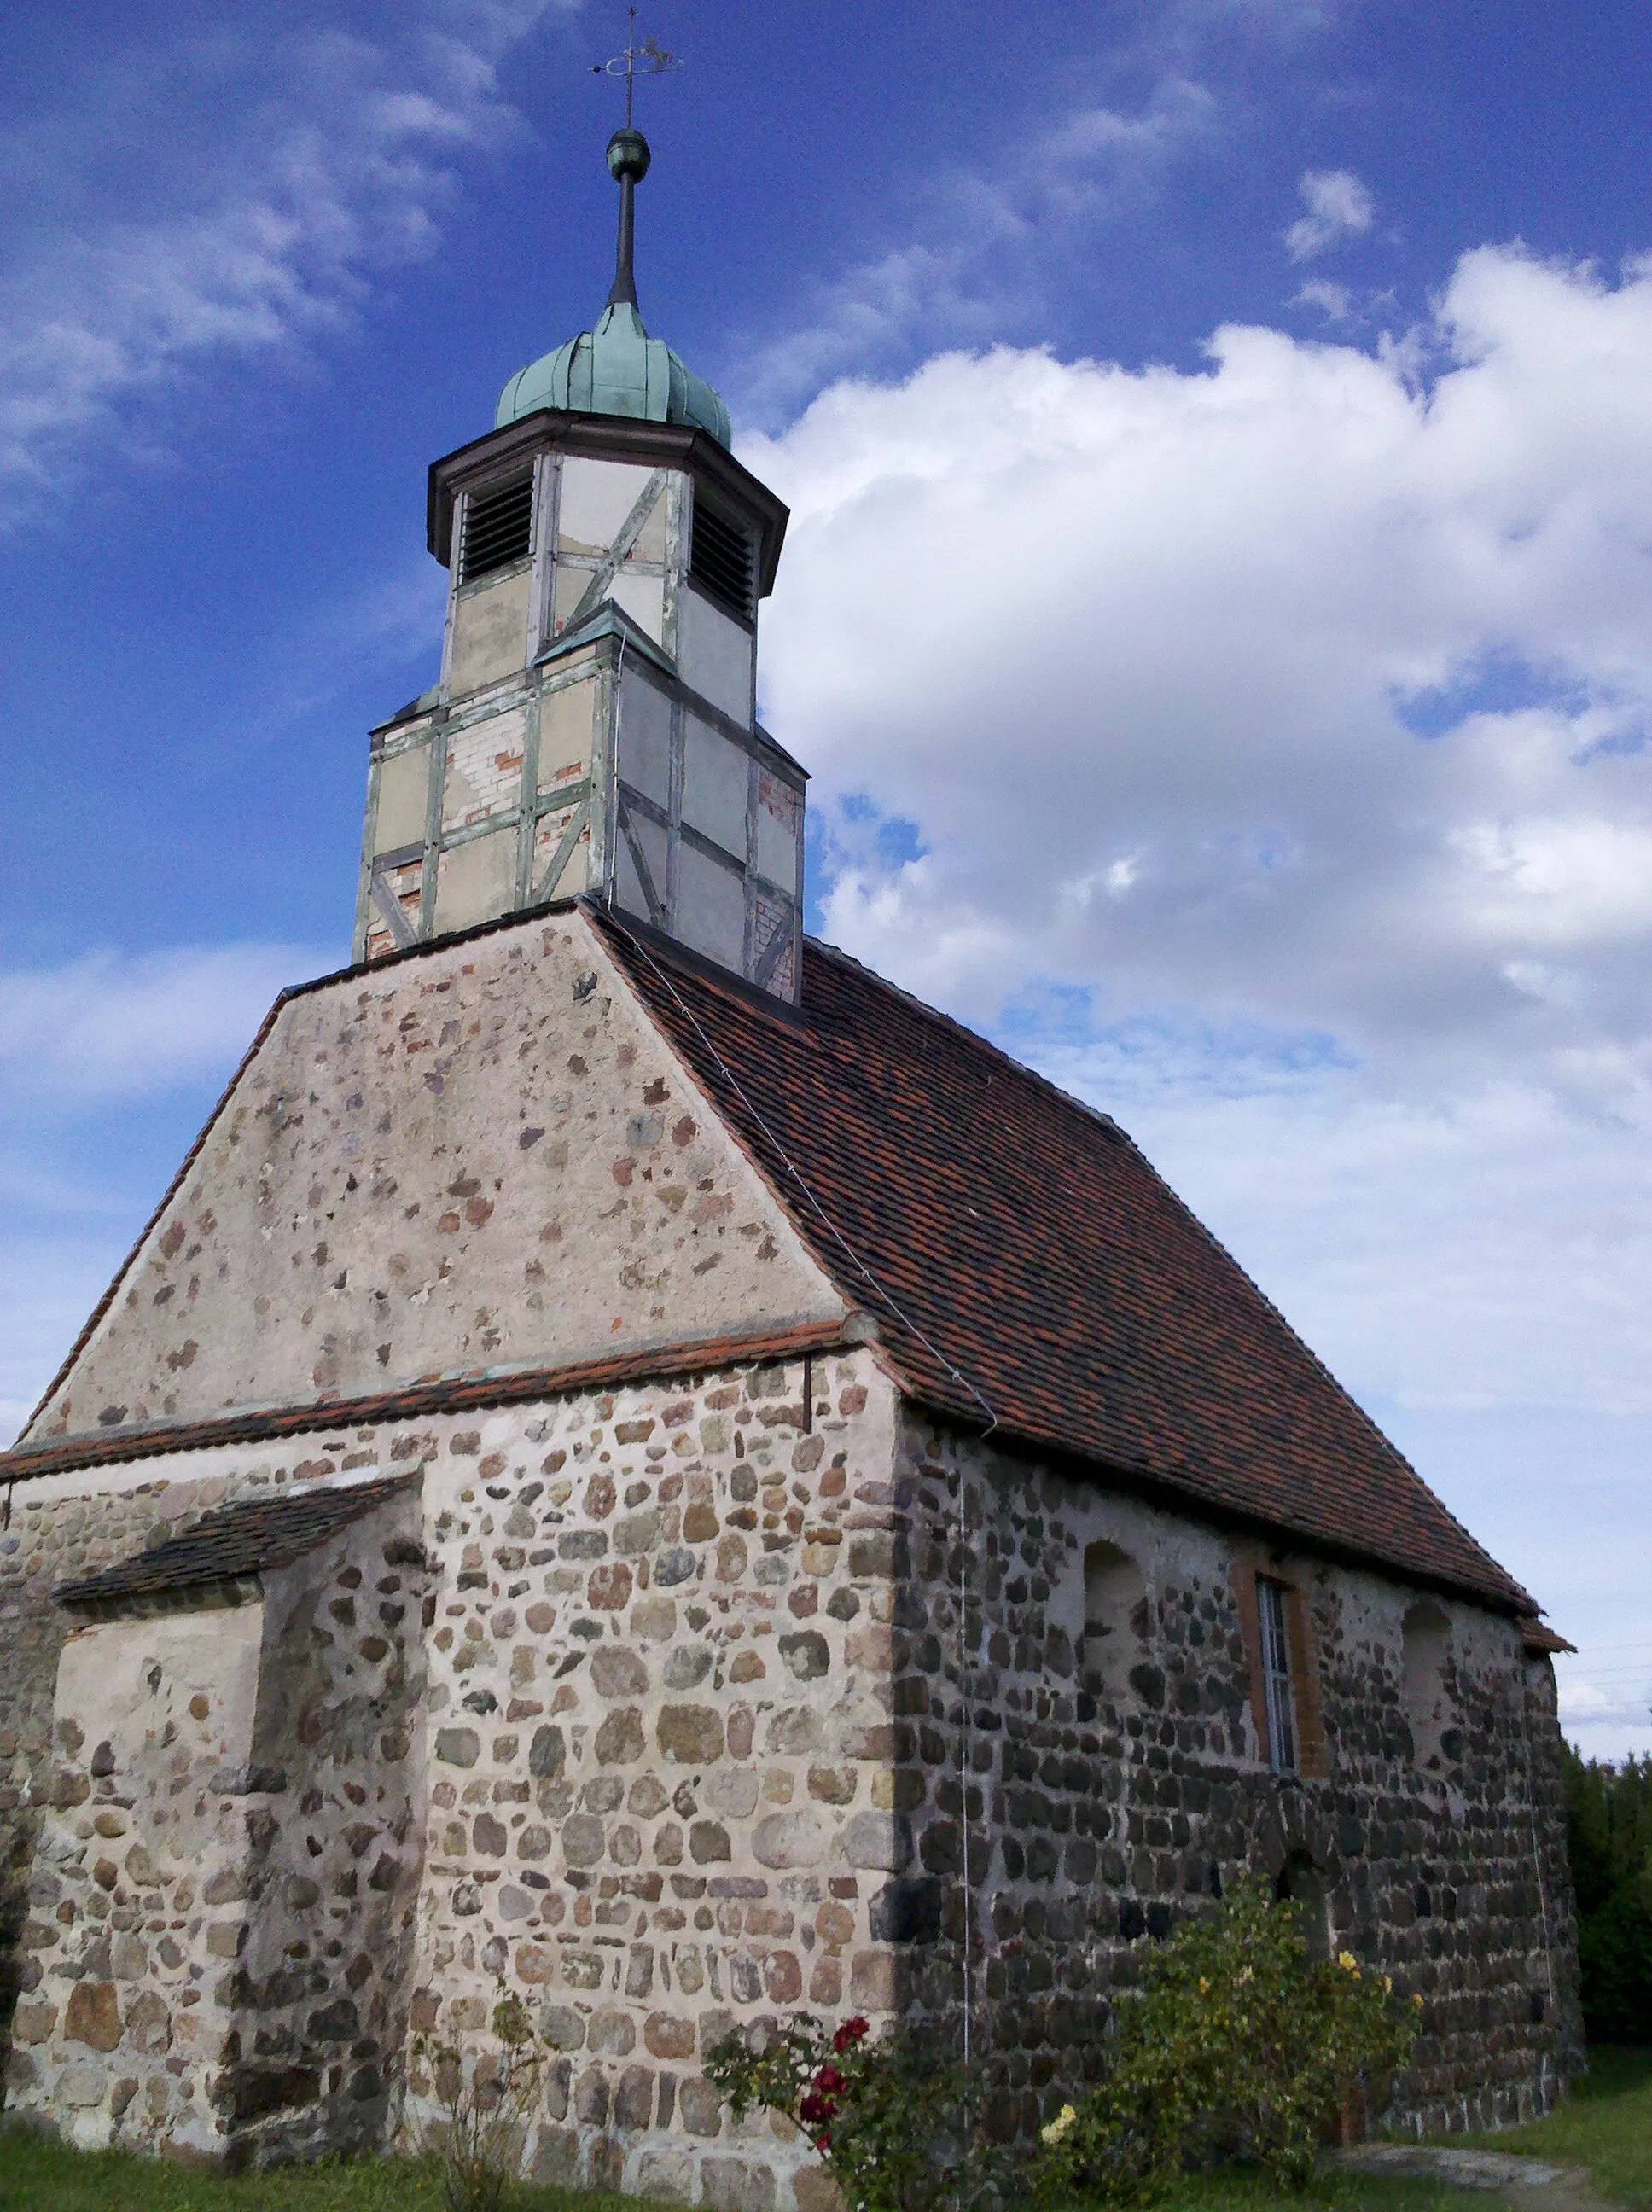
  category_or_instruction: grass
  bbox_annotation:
[1461,2046,1652,2203]
[0,2132,633,2212]
[2,2056,1649,2212]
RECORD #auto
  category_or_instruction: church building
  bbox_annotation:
[0,115,1581,2195]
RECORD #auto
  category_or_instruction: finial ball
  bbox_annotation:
[607,127,651,184]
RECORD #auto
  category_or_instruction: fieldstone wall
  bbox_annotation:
[1,1358,1581,2187]
[21,911,842,1446]
[402,1345,902,2209]
[886,1412,1583,2142]
[3,1477,428,2164]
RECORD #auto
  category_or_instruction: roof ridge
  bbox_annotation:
[805,934,1136,1144]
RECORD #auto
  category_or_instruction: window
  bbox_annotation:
[1402,1600,1453,1773]
[689,498,754,620]
[1257,1578,1298,1773]
[1083,1540,1148,1703]
[461,474,534,582]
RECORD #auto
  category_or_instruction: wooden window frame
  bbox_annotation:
[1258,1577,1298,1773]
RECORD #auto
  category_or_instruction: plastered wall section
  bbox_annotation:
[5,1484,429,2166]
[26,911,843,1444]
[885,1413,1582,2143]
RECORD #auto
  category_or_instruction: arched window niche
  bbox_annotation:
[1083,1540,1149,1704]
[1274,1850,1333,1960]
[1402,1599,1456,1775]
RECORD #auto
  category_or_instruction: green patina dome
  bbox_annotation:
[496,128,731,448]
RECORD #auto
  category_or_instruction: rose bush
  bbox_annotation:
[707,2011,998,2212]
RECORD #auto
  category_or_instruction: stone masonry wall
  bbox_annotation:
[3,1476,430,2165]
[3,1359,1580,2186]
[885,1411,1582,2142]
[1,1342,908,2202]
[404,1345,902,2211]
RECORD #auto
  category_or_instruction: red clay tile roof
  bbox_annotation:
[601,916,1533,1615]
[0,1318,853,1486]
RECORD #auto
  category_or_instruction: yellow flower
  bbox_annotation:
[1041,2104,1078,2146]
[1338,1951,1358,1972]
[1199,1977,1210,1994]
[1382,1976,1393,1994]
[1413,1994,1425,2009]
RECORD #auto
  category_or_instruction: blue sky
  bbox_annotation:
[4,0,1652,1755]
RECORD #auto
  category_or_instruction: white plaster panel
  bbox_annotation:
[755,770,801,893]
[682,718,749,858]
[677,587,754,725]
[448,568,531,697]
[618,668,673,809]
[433,830,517,934]
[607,569,666,646]
[374,745,432,853]
[557,457,656,556]
[677,841,747,971]
[538,674,597,791]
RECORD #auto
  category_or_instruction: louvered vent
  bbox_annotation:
[690,500,755,621]
[461,474,533,582]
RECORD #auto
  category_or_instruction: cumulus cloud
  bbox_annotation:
[0,1,571,501]
[1285,166,1374,259]
[742,247,1652,1544]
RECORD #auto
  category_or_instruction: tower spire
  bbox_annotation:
[591,7,682,315]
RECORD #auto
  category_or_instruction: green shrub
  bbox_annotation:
[706,2012,998,2212]
[1033,1880,1420,2198]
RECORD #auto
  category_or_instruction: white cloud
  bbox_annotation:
[0,943,325,1105]
[1293,277,1352,319]
[747,247,1652,1101]
[0,2,572,502]
[1285,166,1374,259]
[742,247,1652,1744]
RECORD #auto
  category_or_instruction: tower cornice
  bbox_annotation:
[426,406,788,594]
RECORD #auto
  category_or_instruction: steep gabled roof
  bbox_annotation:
[601,915,1531,1613]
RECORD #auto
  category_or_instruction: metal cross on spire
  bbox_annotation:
[592,5,683,131]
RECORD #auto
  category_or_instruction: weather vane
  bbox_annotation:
[592,5,683,131]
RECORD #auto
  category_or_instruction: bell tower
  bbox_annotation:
[352,124,805,1001]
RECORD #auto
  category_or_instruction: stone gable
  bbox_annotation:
[26,911,842,1447]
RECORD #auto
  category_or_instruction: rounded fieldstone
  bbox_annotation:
[779,1631,830,1682]
[591,1649,649,1697]
[596,1708,647,1765]
[842,1810,914,1871]
[664,1646,713,1689]
[753,1809,826,1869]
[529,1726,566,1778]
[658,1705,725,1764]
[562,1813,606,1866]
